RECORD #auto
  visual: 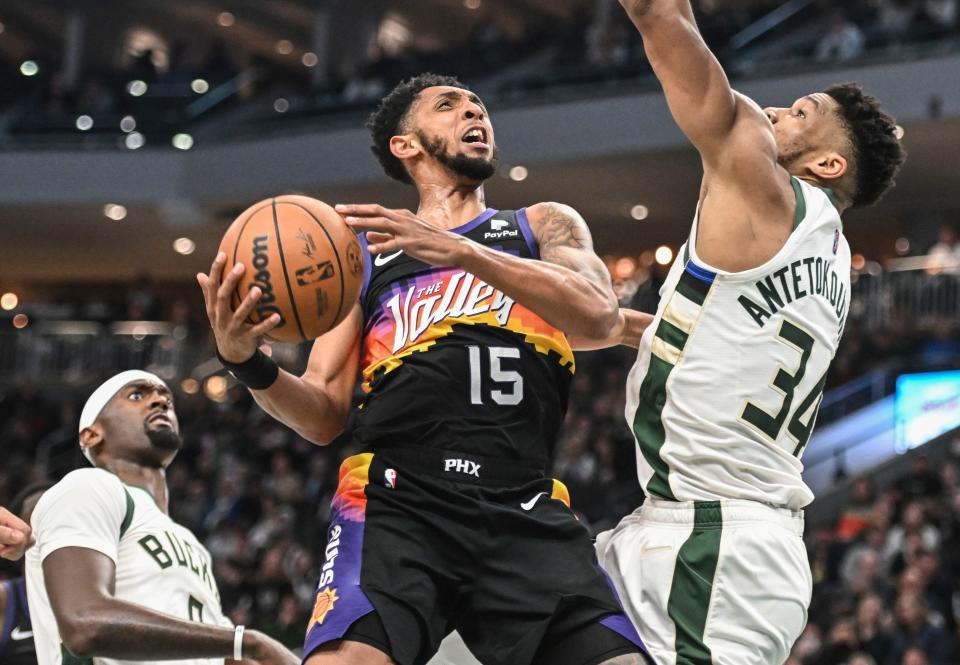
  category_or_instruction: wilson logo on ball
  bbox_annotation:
[251,235,285,327]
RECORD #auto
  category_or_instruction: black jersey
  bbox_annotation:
[355,207,574,467]
[0,578,36,665]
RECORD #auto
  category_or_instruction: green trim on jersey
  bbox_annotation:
[655,318,689,351]
[791,178,806,231]
[61,643,93,665]
[819,186,840,211]
[120,488,135,538]
[632,353,678,501]
[667,501,722,665]
[676,278,706,307]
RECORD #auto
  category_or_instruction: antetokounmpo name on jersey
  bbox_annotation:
[384,271,517,353]
[737,256,847,330]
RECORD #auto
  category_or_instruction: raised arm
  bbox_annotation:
[198,255,362,445]
[43,547,295,664]
[340,203,619,340]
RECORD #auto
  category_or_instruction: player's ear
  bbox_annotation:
[80,424,104,451]
[810,150,847,182]
[389,133,421,161]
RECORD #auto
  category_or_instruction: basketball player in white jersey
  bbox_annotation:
[594,2,906,664]
[25,371,298,665]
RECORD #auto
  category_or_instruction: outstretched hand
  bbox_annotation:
[336,204,468,268]
[197,252,281,363]
[0,506,33,561]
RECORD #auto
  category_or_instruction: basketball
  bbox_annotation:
[219,195,365,343]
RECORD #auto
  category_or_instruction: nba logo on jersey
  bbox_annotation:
[833,229,839,254]
[384,468,397,489]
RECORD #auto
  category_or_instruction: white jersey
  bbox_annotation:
[26,468,231,665]
[625,178,850,510]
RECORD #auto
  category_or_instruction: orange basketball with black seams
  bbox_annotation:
[219,195,364,343]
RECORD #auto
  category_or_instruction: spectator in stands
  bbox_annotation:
[890,592,951,664]
[918,0,958,36]
[815,9,867,62]
[874,0,921,46]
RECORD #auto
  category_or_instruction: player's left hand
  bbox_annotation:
[336,204,468,267]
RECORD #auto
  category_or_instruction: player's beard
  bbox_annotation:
[145,423,183,453]
[417,130,498,182]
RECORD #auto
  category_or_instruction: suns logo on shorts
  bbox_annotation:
[308,586,340,630]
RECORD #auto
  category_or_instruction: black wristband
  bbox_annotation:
[216,348,279,390]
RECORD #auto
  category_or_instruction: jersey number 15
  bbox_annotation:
[467,346,524,406]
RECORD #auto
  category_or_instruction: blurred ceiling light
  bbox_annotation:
[509,166,528,182]
[75,115,94,131]
[171,133,194,150]
[895,237,910,255]
[276,39,294,55]
[465,0,482,8]
[173,237,196,255]
[1,293,18,310]
[127,79,148,96]
[273,98,290,113]
[655,245,674,265]
[614,257,637,279]
[377,13,411,57]
[181,378,200,395]
[125,131,145,150]
[120,115,136,132]
[191,78,209,94]
[20,60,38,76]
[894,125,905,140]
[12,314,28,329]
[204,375,228,402]
[630,205,649,221]
[217,12,235,27]
[103,204,128,221]
[302,52,318,67]
[851,253,866,271]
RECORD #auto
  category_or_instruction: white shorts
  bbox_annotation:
[595,499,811,665]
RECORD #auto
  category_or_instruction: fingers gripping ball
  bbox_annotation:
[219,195,365,343]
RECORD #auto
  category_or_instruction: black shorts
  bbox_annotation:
[302,447,648,665]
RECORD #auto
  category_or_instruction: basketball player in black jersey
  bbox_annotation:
[199,73,651,665]
[0,484,52,665]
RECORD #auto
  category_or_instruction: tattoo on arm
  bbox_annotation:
[537,202,591,268]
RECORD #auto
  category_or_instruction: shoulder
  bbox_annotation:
[524,202,593,248]
[35,469,126,520]
[524,202,587,229]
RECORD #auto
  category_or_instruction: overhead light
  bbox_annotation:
[125,131,145,149]
[20,60,39,77]
[191,78,209,94]
[217,12,235,27]
[12,314,29,329]
[75,115,94,131]
[276,40,294,55]
[181,378,200,394]
[204,375,228,402]
[614,257,637,279]
[465,0,482,8]
[630,205,649,221]
[851,254,866,271]
[173,237,196,255]
[103,203,127,221]
[171,133,194,150]
[1,293,18,310]
[127,79,148,96]
[895,237,910,255]
[655,245,673,265]
[895,125,905,140]
[273,98,289,113]
[120,115,136,132]
[302,52,318,67]
[509,166,528,182]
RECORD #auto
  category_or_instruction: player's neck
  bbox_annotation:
[415,182,487,230]
[100,458,171,514]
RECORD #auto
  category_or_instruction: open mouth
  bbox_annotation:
[148,413,173,428]
[461,126,489,148]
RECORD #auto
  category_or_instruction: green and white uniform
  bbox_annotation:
[26,468,231,665]
[597,178,849,664]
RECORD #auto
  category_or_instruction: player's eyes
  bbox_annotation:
[438,101,452,109]
[796,109,806,119]
[129,391,143,400]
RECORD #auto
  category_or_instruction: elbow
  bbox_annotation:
[301,418,347,447]
[583,296,620,341]
[60,616,104,658]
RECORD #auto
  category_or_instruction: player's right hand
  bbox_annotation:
[244,629,300,665]
[197,252,281,364]
[0,506,34,561]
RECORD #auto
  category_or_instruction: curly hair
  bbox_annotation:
[823,83,906,208]
[367,73,468,184]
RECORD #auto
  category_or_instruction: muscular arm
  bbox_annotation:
[457,203,618,339]
[246,304,362,446]
[569,308,654,351]
[43,547,291,662]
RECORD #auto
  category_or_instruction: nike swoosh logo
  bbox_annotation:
[10,627,33,640]
[520,492,549,511]
[374,250,403,267]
